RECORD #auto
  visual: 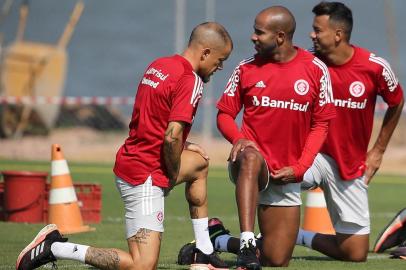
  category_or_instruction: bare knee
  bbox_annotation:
[342,249,368,262]
[337,234,369,262]
[261,255,290,267]
[239,149,261,166]
[125,256,157,270]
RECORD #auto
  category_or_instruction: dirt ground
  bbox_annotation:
[0,122,405,175]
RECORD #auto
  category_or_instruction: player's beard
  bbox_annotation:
[202,76,210,83]
[255,41,277,59]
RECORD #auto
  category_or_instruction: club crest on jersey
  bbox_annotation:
[157,211,163,223]
[294,79,309,95]
[349,81,365,97]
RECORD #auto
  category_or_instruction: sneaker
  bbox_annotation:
[177,217,231,265]
[390,239,406,259]
[373,208,406,253]
[236,239,261,270]
[208,218,230,248]
[190,248,228,270]
[178,241,196,265]
[16,224,68,270]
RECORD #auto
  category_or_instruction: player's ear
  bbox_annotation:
[335,28,344,42]
[276,31,286,45]
[201,48,211,61]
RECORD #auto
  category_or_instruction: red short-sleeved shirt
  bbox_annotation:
[321,46,404,180]
[114,55,203,187]
[217,48,335,173]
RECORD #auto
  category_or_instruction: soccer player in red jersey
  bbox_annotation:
[295,1,405,262]
[16,22,232,270]
[178,1,404,266]
[216,6,335,268]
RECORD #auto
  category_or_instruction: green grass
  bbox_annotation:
[1,159,406,269]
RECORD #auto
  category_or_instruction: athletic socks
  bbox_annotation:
[240,231,256,249]
[192,217,214,254]
[296,228,316,248]
[51,242,89,263]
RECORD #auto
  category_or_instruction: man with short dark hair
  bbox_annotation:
[296,1,404,262]
[16,22,233,270]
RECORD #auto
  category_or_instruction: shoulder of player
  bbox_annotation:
[233,56,257,71]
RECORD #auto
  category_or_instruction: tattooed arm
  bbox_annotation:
[163,121,185,189]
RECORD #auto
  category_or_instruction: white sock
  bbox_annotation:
[215,234,231,252]
[240,231,256,249]
[192,217,214,254]
[51,242,89,263]
[296,228,316,248]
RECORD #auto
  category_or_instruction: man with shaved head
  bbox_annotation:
[215,6,335,268]
[16,22,232,270]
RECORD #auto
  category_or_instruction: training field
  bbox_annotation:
[1,159,405,269]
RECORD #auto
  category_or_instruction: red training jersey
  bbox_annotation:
[114,55,203,187]
[217,48,336,178]
[320,46,404,180]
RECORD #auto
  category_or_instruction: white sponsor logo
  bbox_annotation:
[252,96,309,112]
[224,57,255,97]
[255,81,266,88]
[334,98,367,109]
[294,79,310,96]
[312,58,334,107]
[141,77,160,89]
[382,68,397,92]
[145,67,169,81]
[369,54,398,92]
[224,68,240,97]
[349,81,365,97]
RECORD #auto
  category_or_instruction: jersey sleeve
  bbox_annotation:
[311,57,336,121]
[169,73,203,124]
[216,64,244,118]
[370,54,404,107]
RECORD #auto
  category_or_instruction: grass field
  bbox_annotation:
[1,159,406,269]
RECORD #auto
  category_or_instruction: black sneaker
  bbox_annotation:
[190,248,228,270]
[208,218,230,248]
[16,224,68,270]
[374,208,406,253]
[178,241,196,265]
[390,239,406,259]
[236,239,261,270]
[177,217,231,265]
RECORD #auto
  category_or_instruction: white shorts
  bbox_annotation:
[302,153,370,235]
[228,162,301,206]
[115,176,165,239]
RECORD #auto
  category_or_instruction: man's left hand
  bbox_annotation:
[365,148,384,184]
[270,166,297,185]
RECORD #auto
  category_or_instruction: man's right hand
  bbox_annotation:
[229,138,259,162]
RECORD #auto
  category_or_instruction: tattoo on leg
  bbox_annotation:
[128,228,152,245]
[86,247,120,270]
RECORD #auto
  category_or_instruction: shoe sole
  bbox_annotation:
[16,224,58,270]
[236,266,261,270]
[190,263,228,270]
[374,208,406,253]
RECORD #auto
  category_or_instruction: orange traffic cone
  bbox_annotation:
[48,144,94,234]
[302,187,335,234]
